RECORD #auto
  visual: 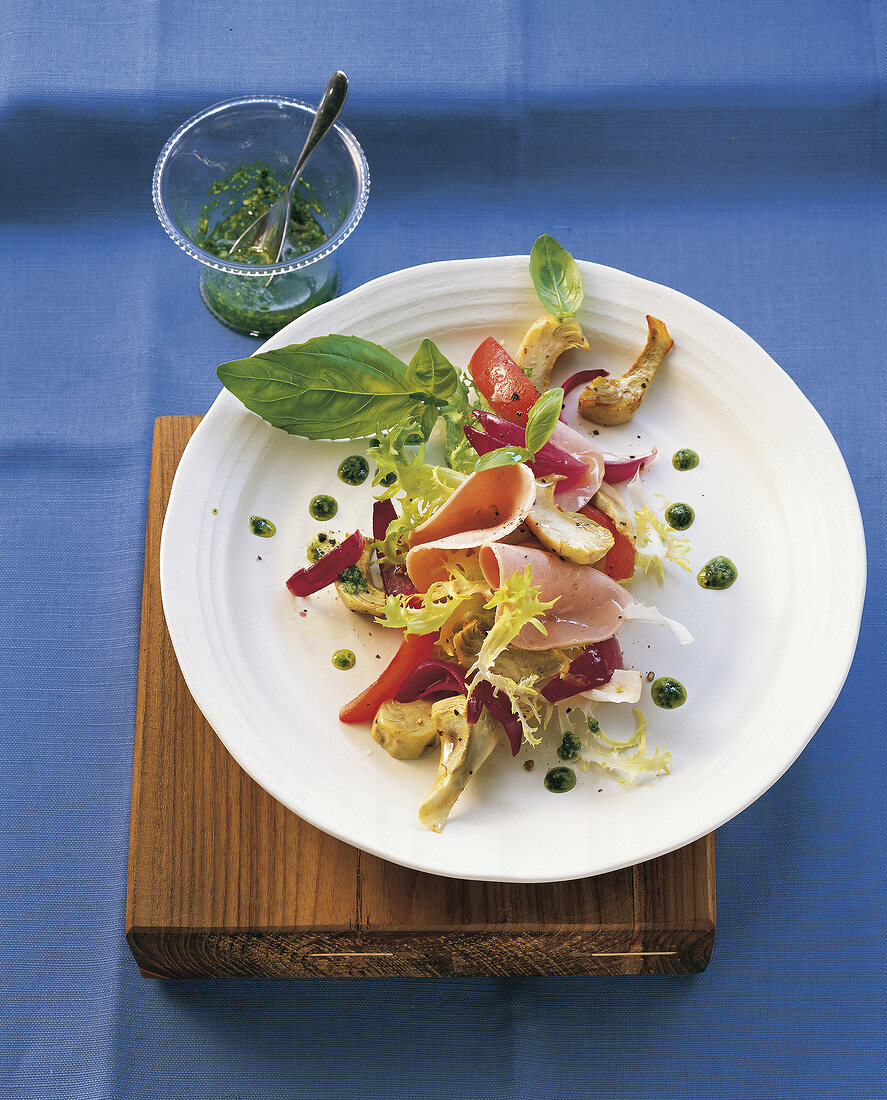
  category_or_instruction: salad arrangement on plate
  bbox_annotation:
[217,237,719,832]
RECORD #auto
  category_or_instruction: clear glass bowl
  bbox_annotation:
[153,95,370,336]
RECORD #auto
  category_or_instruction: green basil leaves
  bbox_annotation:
[216,334,458,441]
[524,386,564,454]
[529,235,584,321]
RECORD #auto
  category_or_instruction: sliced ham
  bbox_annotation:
[406,464,537,591]
[478,543,633,649]
[549,422,605,512]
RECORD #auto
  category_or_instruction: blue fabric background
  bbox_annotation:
[2,1,884,1097]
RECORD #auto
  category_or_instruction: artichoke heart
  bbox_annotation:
[418,696,500,833]
[371,699,438,760]
[525,481,614,565]
[591,482,636,546]
[452,616,569,684]
[579,315,674,426]
[514,316,589,392]
[334,545,386,615]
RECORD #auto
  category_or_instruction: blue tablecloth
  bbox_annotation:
[2,1,885,1097]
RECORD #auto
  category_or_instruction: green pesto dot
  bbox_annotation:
[332,649,356,670]
[309,495,338,521]
[544,766,577,793]
[651,677,687,709]
[249,515,276,537]
[697,556,738,590]
[672,449,699,471]
[665,502,695,530]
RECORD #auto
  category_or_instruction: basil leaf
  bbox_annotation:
[217,334,439,440]
[524,387,564,454]
[529,235,584,320]
[408,339,458,402]
[418,401,440,444]
[474,446,534,471]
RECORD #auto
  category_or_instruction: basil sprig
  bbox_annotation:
[217,335,457,441]
[529,235,584,321]
[474,446,534,472]
[524,386,564,454]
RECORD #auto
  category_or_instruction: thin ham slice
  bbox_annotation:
[478,543,633,649]
[548,422,605,512]
[406,464,537,591]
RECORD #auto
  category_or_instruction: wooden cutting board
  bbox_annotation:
[125,416,715,978]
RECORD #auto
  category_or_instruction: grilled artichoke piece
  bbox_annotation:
[334,546,386,615]
[452,617,569,684]
[578,315,673,426]
[525,481,614,565]
[514,316,590,391]
[418,696,500,833]
[591,482,636,546]
[371,699,438,760]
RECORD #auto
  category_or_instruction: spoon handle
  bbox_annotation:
[284,71,349,200]
[265,71,349,279]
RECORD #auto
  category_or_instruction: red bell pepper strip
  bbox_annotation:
[580,505,635,581]
[468,338,541,424]
[286,531,364,597]
[338,631,436,724]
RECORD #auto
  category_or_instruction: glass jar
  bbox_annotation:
[153,95,370,336]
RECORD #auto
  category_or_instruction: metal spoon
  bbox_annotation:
[230,71,349,285]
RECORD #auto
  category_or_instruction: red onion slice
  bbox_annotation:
[379,563,418,597]
[467,677,524,756]
[562,368,609,396]
[466,410,589,488]
[541,636,623,703]
[372,498,397,542]
[602,449,657,484]
[286,531,365,597]
[395,659,467,702]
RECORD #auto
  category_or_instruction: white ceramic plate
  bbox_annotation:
[160,257,865,882]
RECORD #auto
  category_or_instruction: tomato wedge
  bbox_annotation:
[468,337,541,424]
[338,631,436,724]
[580,505,636,581]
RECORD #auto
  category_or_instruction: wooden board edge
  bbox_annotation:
[125,416,203,935]
[126,928,714,978]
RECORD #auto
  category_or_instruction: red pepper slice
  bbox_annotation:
[338,632,436,724]
[468,337,541,424]
[580,505,636,581]
[286,531,364,597]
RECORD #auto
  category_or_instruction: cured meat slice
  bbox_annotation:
[409,463,536,549]
[406,464,537,591]
[549,422,605,512]
[478,543,633,649]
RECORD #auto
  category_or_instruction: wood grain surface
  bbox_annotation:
[125,416,716,978]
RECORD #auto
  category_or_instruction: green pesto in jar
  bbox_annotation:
[544,766,577,793]
[195,162,334,335]
[651,677,687,709]
[665,502,695,530]
[197,162,328,266]
[248,515,276,537]
[309,495,338,521]
[672,448,700,471]
[332,649,356,670]
[698,556,738,590]
[338,455,370,486]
